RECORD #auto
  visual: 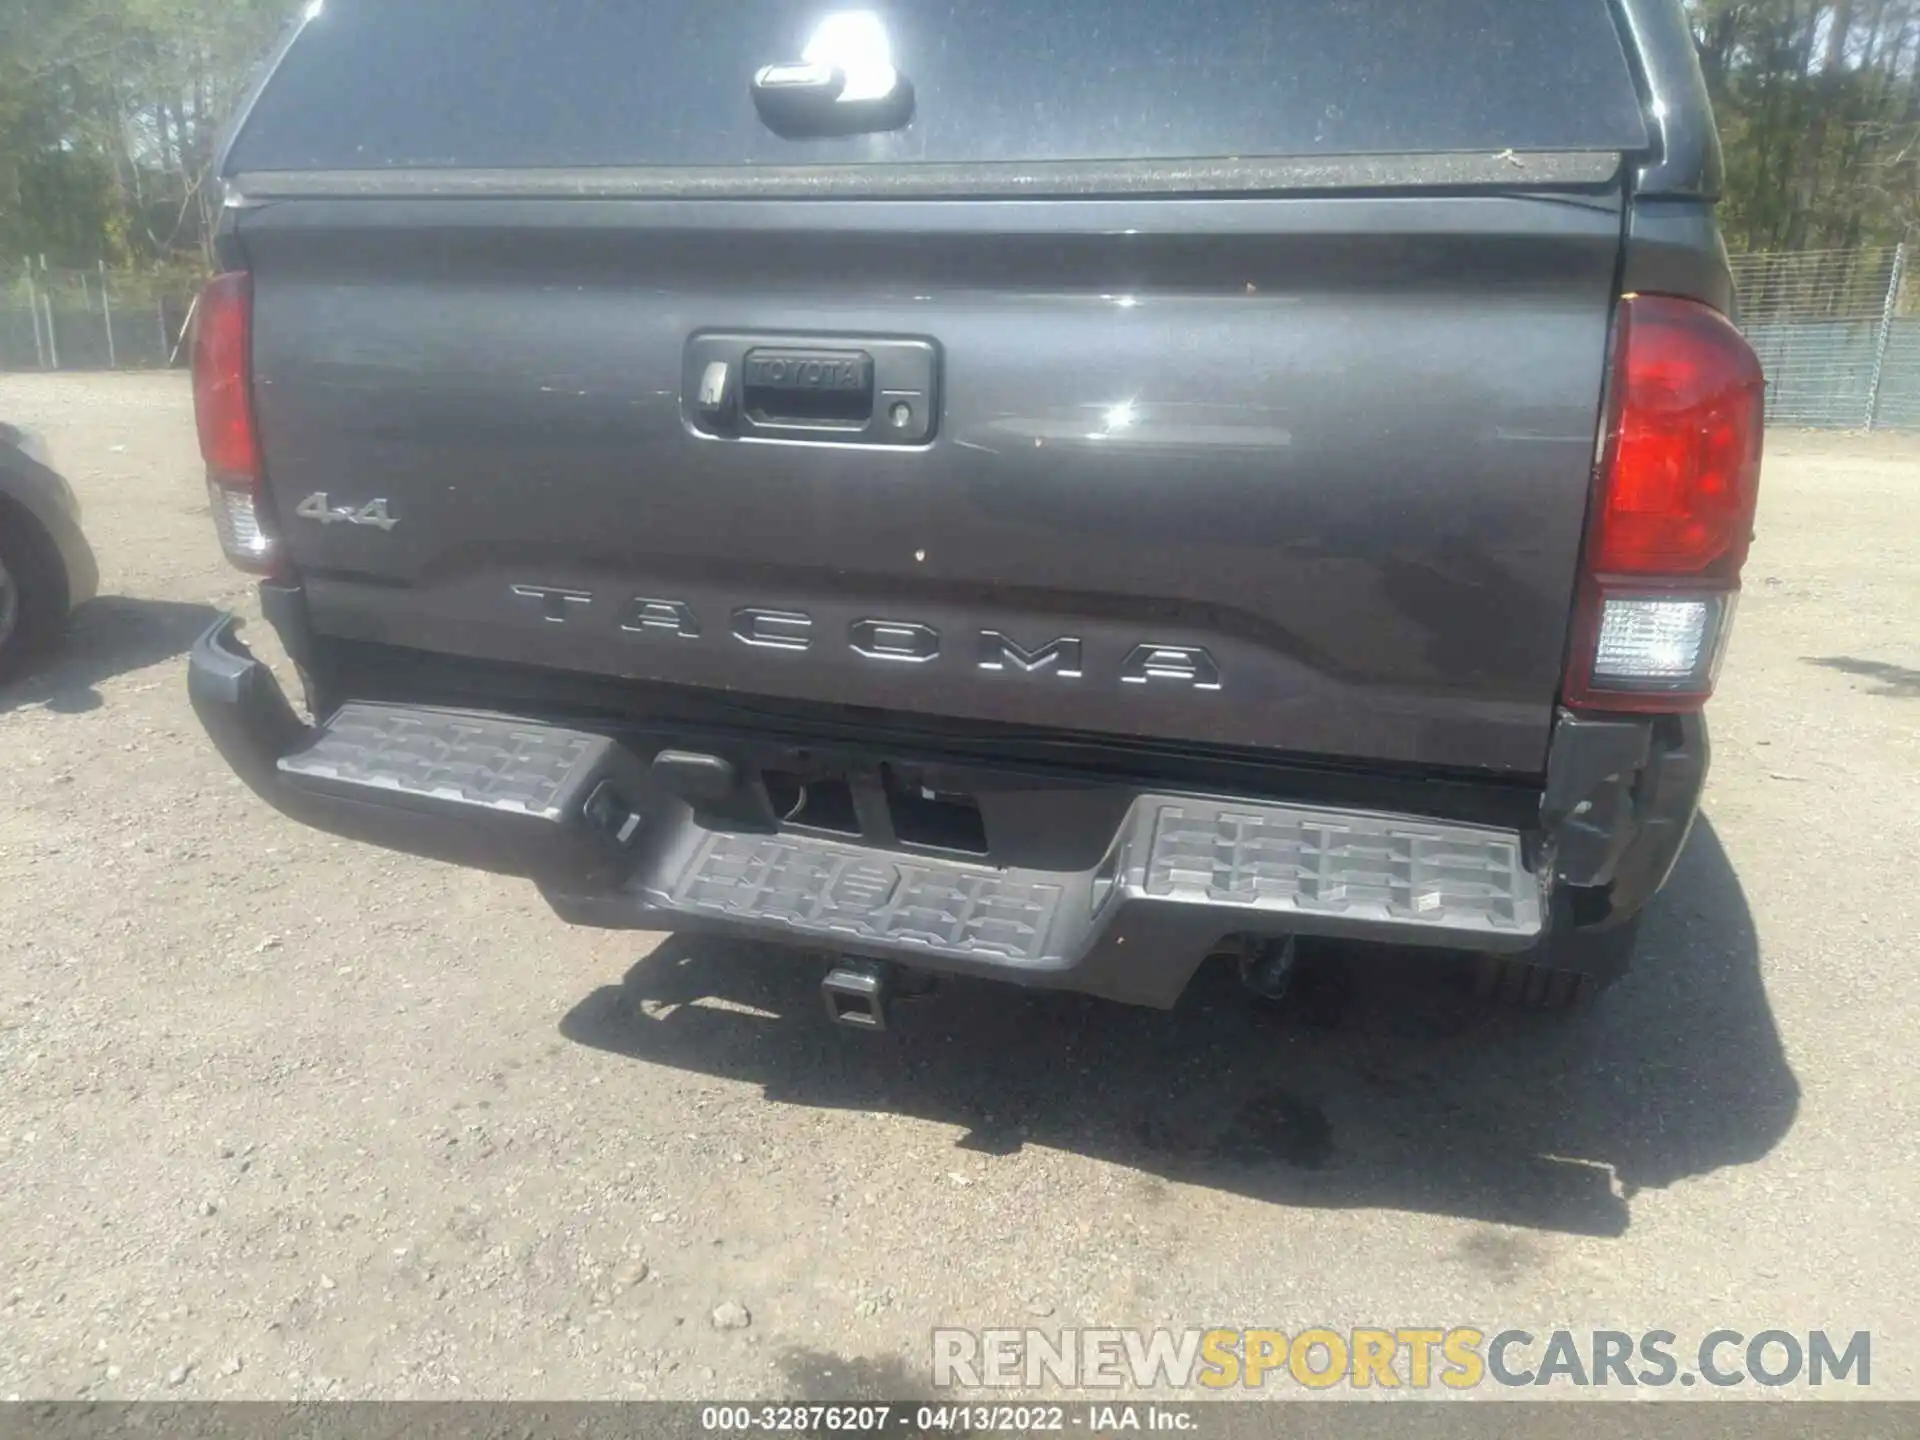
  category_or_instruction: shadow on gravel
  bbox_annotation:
[0,595,217,716]
[561,818,1795,1238]
[1806,654,1920,698]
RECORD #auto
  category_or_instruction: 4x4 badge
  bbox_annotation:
[294,492,398,531]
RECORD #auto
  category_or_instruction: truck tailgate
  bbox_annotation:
[239,192,1620,775]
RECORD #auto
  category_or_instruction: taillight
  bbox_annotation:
[1564,294,1765,712]
[192,272,278,574]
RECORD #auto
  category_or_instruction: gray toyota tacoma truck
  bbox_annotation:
[187,0,1764,1023]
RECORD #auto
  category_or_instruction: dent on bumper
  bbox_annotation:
[187,615,312,790]
[1543,708,1708,927]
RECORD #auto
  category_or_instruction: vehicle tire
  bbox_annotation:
[0,510,68,685]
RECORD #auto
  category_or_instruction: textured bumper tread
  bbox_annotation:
[1143,802,1539,935]
[655,795,1539,968]
[669,832,1065,963]
[280,703,602,818]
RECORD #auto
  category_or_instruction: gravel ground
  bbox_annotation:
[2,372,1918,1403]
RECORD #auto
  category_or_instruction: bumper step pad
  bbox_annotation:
[663,832,1069,964]
[272,702,647,881]
[280,704,611,819]
[644,795,1542,972]
[1141,802,1536,934]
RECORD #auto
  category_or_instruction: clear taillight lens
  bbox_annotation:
[207,480,276,570]
[1588,592,1736,691]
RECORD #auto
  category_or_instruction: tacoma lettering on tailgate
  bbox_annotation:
[506,587,1221,689]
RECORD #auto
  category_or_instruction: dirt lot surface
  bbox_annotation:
[2,372,1918,1402]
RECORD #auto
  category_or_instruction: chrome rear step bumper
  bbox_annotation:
[189,614,1603,1009]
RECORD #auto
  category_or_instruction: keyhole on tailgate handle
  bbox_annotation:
[889,401,912,429]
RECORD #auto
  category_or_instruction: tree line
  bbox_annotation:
[4,0,1919,274]
[1699,0,1920,251]
[0,0,292,277]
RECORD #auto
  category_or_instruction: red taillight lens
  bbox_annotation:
[192,271,279,574]
[1565,294,1765,713]
[1591,296,1765,579]
[192,272,259,482]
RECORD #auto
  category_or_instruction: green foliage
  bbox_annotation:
[1693,0,1920,252]
[0,0,298,269]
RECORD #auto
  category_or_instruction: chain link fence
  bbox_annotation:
[1725,244,1920,430]
[3,263,199,372]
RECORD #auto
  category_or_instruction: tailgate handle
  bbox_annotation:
[685,332,939,446]
[741,347,874,428]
